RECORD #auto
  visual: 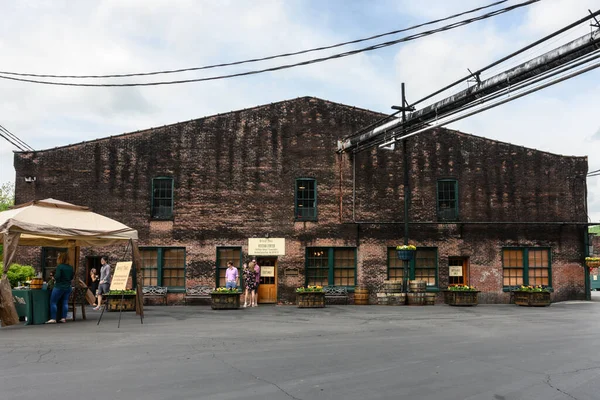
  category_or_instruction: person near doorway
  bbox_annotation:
[225,261,239,290]
[243,262,257,307]
[46,252,74,324]
[252,259,260,307]
[89,268,100,306]
[94,257,112,311]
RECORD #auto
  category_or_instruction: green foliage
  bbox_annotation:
[5,263,36,288]
[296,285,324,293]
[448,285,478,291]
[107,289,136,295]
[212,287,240,294]
[0,182,15,212]
[514,285,550,293]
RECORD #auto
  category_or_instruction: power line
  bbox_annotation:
[0,130,27,151]
[0,124,34,151]
[0,0,511,79]
[0,0,539,88]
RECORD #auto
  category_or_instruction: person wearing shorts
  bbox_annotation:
[94,257,111,310]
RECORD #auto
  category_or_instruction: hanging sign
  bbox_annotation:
[110,261,132,291]
[449,266,463,277]
[248,238,286,256]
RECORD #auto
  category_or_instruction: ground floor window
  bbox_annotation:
[503,248,551,287]
[140,247,186,289]
[216,247,242,287]
[387,247,438,287]
[41,247,67,281]
[306,247,356,287]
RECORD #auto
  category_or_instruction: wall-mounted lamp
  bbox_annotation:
[265,232,270,238]
[24,176,36,183]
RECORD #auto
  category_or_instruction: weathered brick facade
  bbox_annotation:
[13,97,589,304]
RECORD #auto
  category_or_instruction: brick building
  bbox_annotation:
[12,97,589,304]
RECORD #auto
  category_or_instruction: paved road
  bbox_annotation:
[2,297,600,400]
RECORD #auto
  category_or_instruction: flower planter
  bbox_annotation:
[107,294,137,312]
[396,250,415,261]
[443,290,479,306]
[513,291,551,307]
[210,293,241,310]
[297,292,325,308]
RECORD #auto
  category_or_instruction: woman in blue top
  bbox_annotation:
[46,252,74,324]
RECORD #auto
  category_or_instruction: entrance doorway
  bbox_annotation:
[86,256,103,287]
[448,257,469,286]
[256,257,277,304]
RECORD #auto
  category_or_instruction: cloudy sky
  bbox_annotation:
[1,0,600,218]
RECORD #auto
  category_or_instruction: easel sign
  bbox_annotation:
[110,262,132,291]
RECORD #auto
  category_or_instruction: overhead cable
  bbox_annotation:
[0,0,539,88]
[0,0,511,79]
[0,124,34,151]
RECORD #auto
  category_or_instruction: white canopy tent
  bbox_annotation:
[0,199,143,326]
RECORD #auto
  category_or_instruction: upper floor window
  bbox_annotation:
[437,179,458,221]
[152,177,174,219]
[503,248,551,288]
[296,178,317,221]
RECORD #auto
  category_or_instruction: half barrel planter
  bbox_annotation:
[513,291,551,307]
[211,293,241,310]
[297,291,325,308]
[107,294,137,312]
[443,290,479,306]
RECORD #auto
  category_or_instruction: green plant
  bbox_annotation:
[212,287,239,294]
[296,285,324,293]
[448,284,478,291]
[514,285,550,293]
[107,289,136,295]
[585,257,600,261]
[396,244,417,251]
[6,264,36,288]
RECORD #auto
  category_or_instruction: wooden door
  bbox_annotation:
[448,258,469,286]
[257,257,277,304]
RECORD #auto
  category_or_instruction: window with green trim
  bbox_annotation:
[140,247,185,288]
[295,178,317,221]
[306,247,356,287]
[216,247,242,287]
[41,247,67,281]
[503,248,550,287]
[437,179,458,221]
[152,177,174,219]
[387,247,438,287]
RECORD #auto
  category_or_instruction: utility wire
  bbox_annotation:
[0,0,511,79]
[0,124,34,151]
[0,130,27,151]
[0,0,539,88]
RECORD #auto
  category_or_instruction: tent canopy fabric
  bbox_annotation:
[0,198,138,247]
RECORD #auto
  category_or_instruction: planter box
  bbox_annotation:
[297,292,325,308]
[396,250,415,261]
[513,291,551,307]
[107,295,136,312]
[211,293,241,310]
[444,290,479,306]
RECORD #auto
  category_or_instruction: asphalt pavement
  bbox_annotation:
[2,295,600,400]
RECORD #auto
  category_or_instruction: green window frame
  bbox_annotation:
[437,179,458,221]
[305,247,356,287]
[216,247,242,287]
[41,247,67,281]
[140,247,186,290]
[295,178,317,221]
[152,177,174,220]
[502,247,551,288]
[387,247,438,287]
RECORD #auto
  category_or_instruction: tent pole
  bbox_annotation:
[131,239,144,319]
[0,232,21,327]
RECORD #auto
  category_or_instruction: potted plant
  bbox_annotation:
[396,244,417,261]
[106,289,137,312]
[512,285,551,307]
[586,257,600,273]
[296,285,325,308]
[210,287,241,310]
[443,285,479,306]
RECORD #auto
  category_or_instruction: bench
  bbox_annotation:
[142,286,168,305]
[184,285,213,305]
[323,286,349,305]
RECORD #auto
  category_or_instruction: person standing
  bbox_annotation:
[252,259,260,307]
[243,263,257,308]
[94,257,112,311]
[46,252,74,324]
[89,268,100,306]
[225,261,239,290]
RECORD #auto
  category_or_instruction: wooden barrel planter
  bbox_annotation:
[29,278,43,290]
[513,291,551,307]
[387,293,406,305]
[407,292,426,305]
[354,287,370,305]
[376,293,389,305]
[383,280,403,293]
[107,295,137,312]
[409,280,427,293]
[444,290,479,306]
[297,292,325,308]
[424,293,436,305]
[211,293,241,310]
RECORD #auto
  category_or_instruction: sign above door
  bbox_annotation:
[248,238,286,256]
